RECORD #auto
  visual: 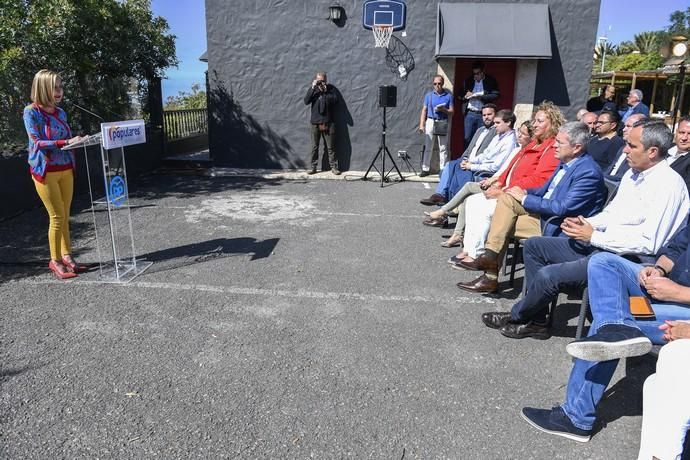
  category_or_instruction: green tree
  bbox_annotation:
[0,0,177,145]
[164,83,207,110]
[633,31,660,54]
[668,7,690,35]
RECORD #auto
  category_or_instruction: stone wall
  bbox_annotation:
[206,0,600,170]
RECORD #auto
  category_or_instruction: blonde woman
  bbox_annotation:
[23,70,85,279]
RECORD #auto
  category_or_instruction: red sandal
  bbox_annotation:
[48,260,77,279]
[61,255,88,274]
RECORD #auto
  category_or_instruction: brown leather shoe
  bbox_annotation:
[458,252,499,271]
[481,311,513,329]
[422,216,448,227]
[500,321,551,340]
[456,274,498,293]
[420,193,446,206]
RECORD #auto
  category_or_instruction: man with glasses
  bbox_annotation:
[462,61,499,149]
[418,75,455,176]
[604,113,647,182]
[588,110,624,171]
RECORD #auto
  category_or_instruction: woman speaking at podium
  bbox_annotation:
[23,69,86,279]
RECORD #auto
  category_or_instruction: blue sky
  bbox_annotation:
[151,0,208,100]
[151,0,689,99]
[597,0,688,45]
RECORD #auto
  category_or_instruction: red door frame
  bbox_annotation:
[451,59,517,159]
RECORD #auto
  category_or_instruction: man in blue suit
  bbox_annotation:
[457,122,607,295]
[621,89,650,122]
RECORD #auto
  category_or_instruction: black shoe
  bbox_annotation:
[419,171,430,177]
[500,321,551,340]
[481,311,512,330]
[447,255,463,265]
[521,406,591,443]
[307,168,317,175]
[566,324,651,362]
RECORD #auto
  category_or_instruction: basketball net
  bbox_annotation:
[373,26,393,48]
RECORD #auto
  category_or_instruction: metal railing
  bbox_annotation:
[163,108,208,141]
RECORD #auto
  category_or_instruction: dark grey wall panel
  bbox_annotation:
[206,0,600,170]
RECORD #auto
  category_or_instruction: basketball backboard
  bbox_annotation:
[362,0,406,31]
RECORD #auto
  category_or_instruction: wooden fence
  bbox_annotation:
[163,108,208,141]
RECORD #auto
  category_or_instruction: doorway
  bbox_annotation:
[451,59,516,158]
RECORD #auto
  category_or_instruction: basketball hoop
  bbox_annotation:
[373,26,393,48]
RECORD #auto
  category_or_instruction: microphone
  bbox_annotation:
[66,100,104,121]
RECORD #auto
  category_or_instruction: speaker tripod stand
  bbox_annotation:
[362,106,405,187]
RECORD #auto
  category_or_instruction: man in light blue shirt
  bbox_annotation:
[461,109,516,176]
[418,75,454,176]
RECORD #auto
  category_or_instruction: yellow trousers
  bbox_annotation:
[33,169,74,261]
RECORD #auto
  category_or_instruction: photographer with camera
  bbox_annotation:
[304,72,340,175]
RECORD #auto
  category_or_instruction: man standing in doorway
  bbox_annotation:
[304,72,340,175]
[462,61,499,148]
[418,75,455,176]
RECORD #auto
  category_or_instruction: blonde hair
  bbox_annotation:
[31,69,60,107]
[534,100,565,139]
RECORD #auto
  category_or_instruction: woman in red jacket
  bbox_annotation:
[459,101,564,263]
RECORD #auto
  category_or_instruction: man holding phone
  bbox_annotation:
[520,218,690,447]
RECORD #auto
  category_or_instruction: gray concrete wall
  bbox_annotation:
[205,0,600,170]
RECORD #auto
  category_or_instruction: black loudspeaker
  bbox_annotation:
[378,85,397,108]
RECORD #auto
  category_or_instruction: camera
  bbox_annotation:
[316,80,327,91]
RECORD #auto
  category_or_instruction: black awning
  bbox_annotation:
[435,3,552,59]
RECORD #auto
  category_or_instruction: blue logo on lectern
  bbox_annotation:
[109,176,126,207]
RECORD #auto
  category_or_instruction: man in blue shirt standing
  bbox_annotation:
[418,75,454,177]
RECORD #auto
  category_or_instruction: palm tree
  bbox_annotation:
[633,31,659,54]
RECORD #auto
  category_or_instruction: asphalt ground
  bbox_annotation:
[0,170,654,459]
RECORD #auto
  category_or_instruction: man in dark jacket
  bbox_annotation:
[304,72,339,175]
[462,61,499,148]
[666,116,690,190]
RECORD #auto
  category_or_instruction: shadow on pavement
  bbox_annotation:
[140,237,280,274]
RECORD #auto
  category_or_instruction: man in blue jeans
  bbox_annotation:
[521,222,690,442]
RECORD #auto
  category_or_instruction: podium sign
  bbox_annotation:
[66,121,152,283]
[101,120,146,149]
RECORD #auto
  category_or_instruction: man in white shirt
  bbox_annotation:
[460,109,516,176]
[483,120,689,340]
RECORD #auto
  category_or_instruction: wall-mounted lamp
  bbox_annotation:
[328,4,345,22]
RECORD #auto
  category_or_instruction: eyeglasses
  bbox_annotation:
[433,82,443,85]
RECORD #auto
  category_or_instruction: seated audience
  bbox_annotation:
[603,113,647,183]
[423,121,533,239]
[586,85,617,113]
[588,110,625,171]
[455,122,607,293]
[481,120,690,340]
[420,105,496,206]
[520,221,690,445]
[449,101,563,269]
